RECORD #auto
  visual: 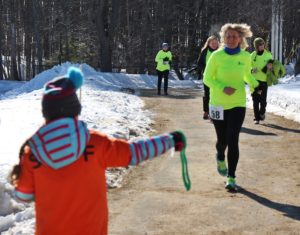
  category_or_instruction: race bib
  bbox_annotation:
[209,105,224,120]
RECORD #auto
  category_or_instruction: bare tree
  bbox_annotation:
[0,0,4,80]
[0,0,299,80]
[9,0,19,80]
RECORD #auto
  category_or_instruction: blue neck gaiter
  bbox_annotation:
[224,46,241,55]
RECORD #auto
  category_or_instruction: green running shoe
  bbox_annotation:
[225,177,237,191]
[216,155,227,176]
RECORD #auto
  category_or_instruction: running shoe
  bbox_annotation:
[225,177,237,191]
[216,155,227,176]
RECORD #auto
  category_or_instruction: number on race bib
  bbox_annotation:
[209,105,224,120]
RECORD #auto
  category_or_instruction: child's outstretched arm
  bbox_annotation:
[130,131,191,191]
[96,130,190,190]
[100,131,185,168]
[129,131,184,166]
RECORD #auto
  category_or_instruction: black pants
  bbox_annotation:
[203,84,210,112]
[212,107,246,178]
[252,81,268,121]
[157,70,169,93]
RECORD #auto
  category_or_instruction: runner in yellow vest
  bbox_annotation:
[251,37,273,124]
[204,23,258,191]
[155,43,172,95]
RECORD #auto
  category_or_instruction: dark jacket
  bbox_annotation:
[197,47,216,77]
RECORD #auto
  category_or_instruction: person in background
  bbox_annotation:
[172,46,184,80]
[10,67,185,235]
[204,23,258,191]
[251,37,273,124]
[197,36,219,120]
[155,43,172,95]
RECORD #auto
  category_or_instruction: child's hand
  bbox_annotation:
[170,131,185,151]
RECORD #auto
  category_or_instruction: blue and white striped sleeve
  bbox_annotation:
[14,188,35,202]
[129,133,175,166]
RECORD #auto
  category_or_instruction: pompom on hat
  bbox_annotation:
[42,67,84,121]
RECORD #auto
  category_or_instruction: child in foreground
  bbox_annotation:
[10,67,186,235]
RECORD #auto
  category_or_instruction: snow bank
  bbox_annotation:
[247,74,300,123]
[1,62,198,100]
[0,81,25,94]
[0,169,34,234]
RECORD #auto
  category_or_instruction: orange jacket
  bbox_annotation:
[15,118,175,235]
[16,130,131,235]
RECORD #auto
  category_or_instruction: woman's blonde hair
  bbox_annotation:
[201,35,219,52]
[219,23,253,49]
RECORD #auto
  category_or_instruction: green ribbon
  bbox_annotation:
[177,131,191,191]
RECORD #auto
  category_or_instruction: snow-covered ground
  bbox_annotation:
[0,81,26,94]
[0,62,299,234]
[0,62,199,234]
[246,74,300,123]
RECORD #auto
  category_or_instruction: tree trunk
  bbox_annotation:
[138,1,149,74]
[295,47,300,75]
[32,42,36,78]
[94,0,112,72]
[23,0,32,80]
[10,24,19,80]
[0,55,3,80]
[0,15,4,80]
[0,1,3,80]
[32,0,43,74]
[17,45,22,80]
[125,0,132,73]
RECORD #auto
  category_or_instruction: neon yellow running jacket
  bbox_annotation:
[204,48,259,110]
[155,50,172,71]
[251,50,273,82]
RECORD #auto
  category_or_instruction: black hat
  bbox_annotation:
[42,67,84,121]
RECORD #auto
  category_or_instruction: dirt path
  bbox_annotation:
[108,88,300,235]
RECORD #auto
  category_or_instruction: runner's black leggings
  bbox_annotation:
[203,84,210,112]
[212,107,246,178]
[157,70,169,93]
[252,81,268,121]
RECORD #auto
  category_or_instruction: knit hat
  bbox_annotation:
[253,37,265,49]
[42,67,84,121]
[162,42,169,48]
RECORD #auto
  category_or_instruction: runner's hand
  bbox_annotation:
[223,87,236,95]
[267,63,273,70]
[251,68,258,74]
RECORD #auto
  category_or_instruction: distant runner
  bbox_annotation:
[155,43,172,95]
